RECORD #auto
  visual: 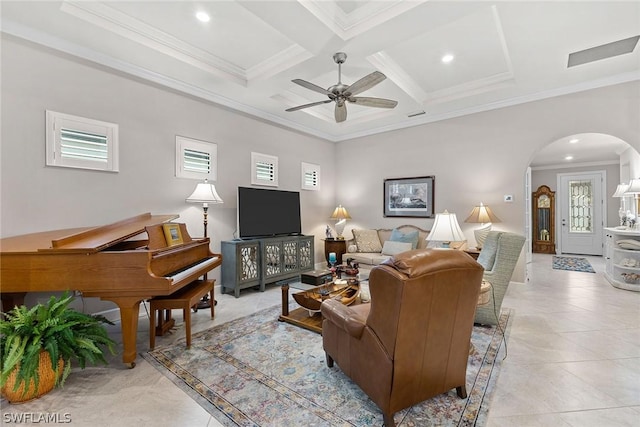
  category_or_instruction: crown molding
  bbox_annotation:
[61,1,247,85]
[531,160,620,171]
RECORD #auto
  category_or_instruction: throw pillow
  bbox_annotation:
[381,240,412,256]
[390,228,420,249]
[353,229,383,253]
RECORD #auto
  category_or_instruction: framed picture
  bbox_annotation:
[162,223,184,246]
[383,176,435,218]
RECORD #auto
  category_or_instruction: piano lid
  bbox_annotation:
[1,213,178,254]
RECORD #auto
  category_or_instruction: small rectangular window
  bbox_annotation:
[46,110,118,172]
[175,136,217,180]
[301,162,320,191]
[251,152,278,187]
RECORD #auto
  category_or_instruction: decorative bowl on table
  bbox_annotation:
[293,281,360,311]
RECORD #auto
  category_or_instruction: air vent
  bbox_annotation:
[568,35,639,67]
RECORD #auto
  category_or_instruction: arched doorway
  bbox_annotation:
[525,133,638,281]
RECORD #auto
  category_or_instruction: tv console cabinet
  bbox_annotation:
[221,235,314,298]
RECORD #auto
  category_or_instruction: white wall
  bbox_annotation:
[3,35,640,295]
[336,81,640,281]
[1,36,336,310]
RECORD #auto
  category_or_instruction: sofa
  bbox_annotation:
[342,225,430,266]
[321,249,484,426]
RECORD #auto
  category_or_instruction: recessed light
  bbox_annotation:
[565,156,574,160]
[441,54,454,64]
[569,138,579,143]
[196,11,210,22]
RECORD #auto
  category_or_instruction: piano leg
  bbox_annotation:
[100,296,145,369]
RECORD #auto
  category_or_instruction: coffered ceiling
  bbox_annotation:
[2,1,639,146]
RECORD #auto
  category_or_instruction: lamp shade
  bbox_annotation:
[426,210,465,242]
[186,180,223,205]
[464,202,501,224]
[330,205,351,220]
[625,179,640,195]
[330,205,351,239]
[613,183,629,197]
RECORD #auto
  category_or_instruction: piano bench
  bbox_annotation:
[149,279,215,350]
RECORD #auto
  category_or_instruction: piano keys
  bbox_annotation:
[0,213,222,368]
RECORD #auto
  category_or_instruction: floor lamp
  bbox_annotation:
[186,179,223,309]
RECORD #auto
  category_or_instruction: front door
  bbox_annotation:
[558,171,605,255]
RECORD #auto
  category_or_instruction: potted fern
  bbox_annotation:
[0,292,116,402]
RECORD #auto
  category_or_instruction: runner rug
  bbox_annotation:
[552,256,596,273]
[144,305,511,427]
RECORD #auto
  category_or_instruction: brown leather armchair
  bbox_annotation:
[321,249,483,427]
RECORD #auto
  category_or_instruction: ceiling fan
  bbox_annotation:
[286,52,398,123]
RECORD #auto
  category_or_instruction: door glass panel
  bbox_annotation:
[569,180,593,233]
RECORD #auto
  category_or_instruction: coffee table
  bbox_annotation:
[278,280,365,334]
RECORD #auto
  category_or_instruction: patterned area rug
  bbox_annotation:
[144,305,510,427]
[552,256,596,273]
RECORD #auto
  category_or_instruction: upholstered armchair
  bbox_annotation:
[474,231,525,325]
[321,249,484,427]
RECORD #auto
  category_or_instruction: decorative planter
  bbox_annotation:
[1,351,64,403]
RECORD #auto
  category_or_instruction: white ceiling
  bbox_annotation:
[2,1,639,163]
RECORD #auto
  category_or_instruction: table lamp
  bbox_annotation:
[426,210,466,249]
[330,205,351,239]
[613,183,629,226]
[186,179,223,309]
[464,202,501,249]
[624,179,640,229]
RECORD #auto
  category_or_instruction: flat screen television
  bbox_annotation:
[238,187,302,238]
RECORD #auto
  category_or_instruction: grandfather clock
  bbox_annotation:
[532,185,556,254]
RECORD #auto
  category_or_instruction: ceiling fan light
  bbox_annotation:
[287,52,397,122]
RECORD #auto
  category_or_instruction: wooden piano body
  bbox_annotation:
[0,213,222,367]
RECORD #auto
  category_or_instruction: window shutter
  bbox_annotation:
[60,128,109,163]
[183,148,211,174]
[251,152,278,187]
[46,110,118,172]
[304,170,318,186]
[301,162,320,190]
[256,161,275,181]
[175,136,217,180]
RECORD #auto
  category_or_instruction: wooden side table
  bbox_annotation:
[464,247,481,260]
[323,239,347,267]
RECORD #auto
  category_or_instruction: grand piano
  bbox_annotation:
[0,213,222,367]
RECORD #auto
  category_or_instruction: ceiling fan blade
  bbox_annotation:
[348,97,398,109]
[335,102,347,123]
[345,71,386,96]
[291,79,332,96]
[286,99,332,112]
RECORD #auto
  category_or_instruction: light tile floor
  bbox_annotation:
[487,254,640,427]
[1,254,639,426]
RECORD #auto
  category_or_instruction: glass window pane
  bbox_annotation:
[569,180,593,233]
